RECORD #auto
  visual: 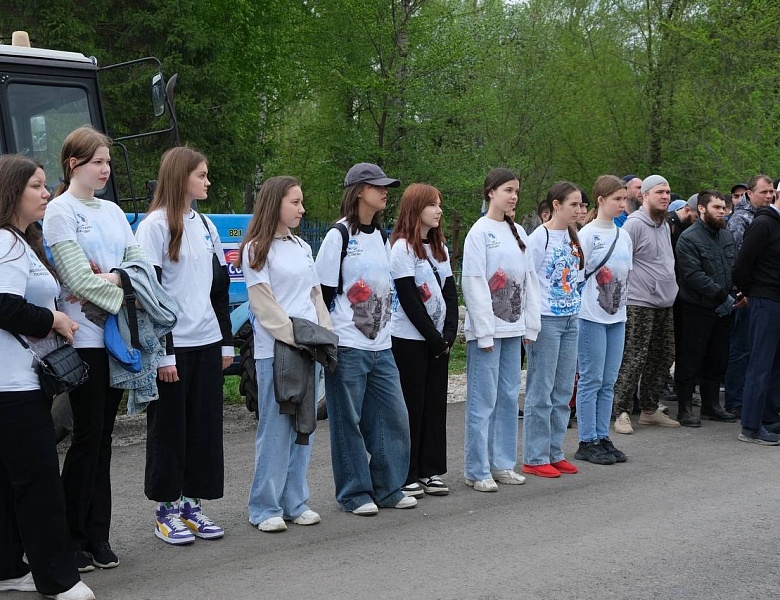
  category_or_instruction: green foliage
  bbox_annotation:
[3,0,779,226]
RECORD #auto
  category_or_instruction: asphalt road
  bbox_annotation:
[8,402,779,600]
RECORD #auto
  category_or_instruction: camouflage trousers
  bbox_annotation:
[613,305,675,415]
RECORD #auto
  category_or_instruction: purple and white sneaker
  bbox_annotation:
[180,500,224,539]
[155,505,195,545]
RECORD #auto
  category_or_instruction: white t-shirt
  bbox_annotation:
[462,216,536,339]
[527,225,582,317]
[578,222,633,324]
[0,230,59,392]
[43,191,138,347]
[243,236,319,360]
[135,209,226,349]
[315,220,393,351]
[390,239,452,340]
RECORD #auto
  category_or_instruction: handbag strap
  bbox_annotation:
[426,256,442,288]
[11,332,45,366]
[111,268,141,350]
[584,229,619,281]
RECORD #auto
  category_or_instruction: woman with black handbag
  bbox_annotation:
[0,154,95,600]
[135,147,232,545]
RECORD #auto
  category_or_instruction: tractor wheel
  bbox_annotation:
[238,335,258,419]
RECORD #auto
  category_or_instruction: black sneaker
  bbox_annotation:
[599,437,627,463]
[86,541,119,569]
[574,441,616,465]
[738,427,780,446]
[74,550,95,573]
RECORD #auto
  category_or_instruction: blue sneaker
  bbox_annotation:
[180,500,224,539]
[738,427,780,446]
[155,505,195,545]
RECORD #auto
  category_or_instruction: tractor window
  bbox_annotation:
[7,83,92,184]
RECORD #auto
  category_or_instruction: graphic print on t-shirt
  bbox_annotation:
[546,242,580,316]
[347,276,392,340]
[589,232,628,316]
[488,268,524,322]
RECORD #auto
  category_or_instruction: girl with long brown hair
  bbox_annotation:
[390,183,458,497]
[0,155,94,600]
[238,176,332,532]
[135,147,232,544]
[43,126,147,571]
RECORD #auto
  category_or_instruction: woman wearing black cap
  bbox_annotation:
[314,163,416,516]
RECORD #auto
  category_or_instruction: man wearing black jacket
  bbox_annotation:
[673,191,739,427]
[732,187,780,445]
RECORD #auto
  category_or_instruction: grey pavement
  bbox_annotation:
[8,402,780,600]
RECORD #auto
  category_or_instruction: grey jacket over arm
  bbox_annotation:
[273,316,338,445]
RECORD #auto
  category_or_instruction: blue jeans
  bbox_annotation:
[325,348,409,511]
[724,304,750,411]
[247,358,317,524]
[741,298,780,431]
[464,337,522,481]
[576,319,625,441]
[523,315,579,465]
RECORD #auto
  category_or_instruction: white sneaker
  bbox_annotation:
[400,482,425,498]
[0,571,36,592]
[352,502,379,516]
[256,516,287,532]
[464,478,499,492]
[491,469,526,485]
[45,581,95,600]
[394,495,417,509]
[614,412,634,435]
[658,402,669,414]
[292,509,321,525]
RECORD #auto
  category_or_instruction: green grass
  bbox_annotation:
[449,338,466,374]
[223,375,243,405]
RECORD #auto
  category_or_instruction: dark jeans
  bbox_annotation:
[0,390,80,595]
[61,348,122,550]
[673,301,732,417]
[724,304,750,411]
[392,337,449,484]
[741,298,780,431]
[145,344,225,502]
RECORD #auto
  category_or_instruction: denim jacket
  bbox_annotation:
[107,259,178,414]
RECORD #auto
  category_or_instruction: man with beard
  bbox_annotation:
[614,175,642,227]
[732,182,780,444]
[723,175,776,417]
[613,175,680,433]
[673,191,741,427]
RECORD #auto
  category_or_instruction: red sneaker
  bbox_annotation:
[550,459,579,474]
[521,464,561,478]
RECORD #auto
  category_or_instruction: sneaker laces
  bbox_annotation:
[161,514,189,533]
[428,475,442,483]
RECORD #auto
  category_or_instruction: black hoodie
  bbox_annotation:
[732,206,780,302]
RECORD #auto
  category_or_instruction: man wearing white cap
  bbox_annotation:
[612,175,681,433]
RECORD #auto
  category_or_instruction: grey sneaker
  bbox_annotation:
[738,427,780,446]
[490,469,526,485]
[464,477,498,492]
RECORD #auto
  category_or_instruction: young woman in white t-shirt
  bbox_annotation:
[390,184,459,497]
[574,175,632,465]
[314,163,416,515]
[237,176,332,532]
[461,168,541,492]
[0,155,95,600]
[135,147,232,544]
[43,126,148,572]
[523,181,585,478]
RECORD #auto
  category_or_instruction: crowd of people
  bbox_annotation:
[2,124,779,599]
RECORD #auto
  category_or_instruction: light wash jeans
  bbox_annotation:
[523,315,579,466]
[247,358,318,525]
[463,337,522,481]
[324,348,409,511]
[575,319,625,442]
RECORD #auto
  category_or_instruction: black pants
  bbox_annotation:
[0,390,80,595]
[391,337,449,484]
[674,301,732,417]
[61,348,122,550]
[145,344,225,502]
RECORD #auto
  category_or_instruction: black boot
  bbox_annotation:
[699,380,737,422]
[675,379,701,427]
